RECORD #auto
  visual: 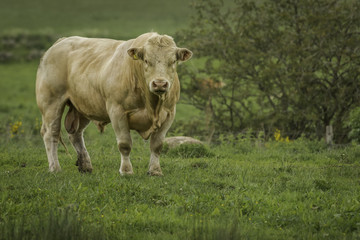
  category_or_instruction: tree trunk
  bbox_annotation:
[325,125,333,145]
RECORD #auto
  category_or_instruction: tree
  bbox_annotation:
[177,0,360,142]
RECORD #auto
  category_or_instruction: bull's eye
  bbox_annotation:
[144,59,148,64]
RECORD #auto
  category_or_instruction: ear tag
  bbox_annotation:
[133,54,138,60]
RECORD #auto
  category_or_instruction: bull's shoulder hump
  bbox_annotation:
[53,37,126,55]
[56,36,123,46]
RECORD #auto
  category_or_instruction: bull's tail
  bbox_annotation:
[59,131,72,160]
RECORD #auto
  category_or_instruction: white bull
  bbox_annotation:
[36,32,192,176]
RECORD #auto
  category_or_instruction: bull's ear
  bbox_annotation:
[127,47,144,60]
[176,48,193,62]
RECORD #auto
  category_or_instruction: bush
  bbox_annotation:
[177,0,360,143]
[345,107,360,143]
[0,32,56,63]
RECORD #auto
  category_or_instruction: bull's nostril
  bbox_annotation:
[152,80,168,89]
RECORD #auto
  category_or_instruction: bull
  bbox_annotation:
[36,32,192,176]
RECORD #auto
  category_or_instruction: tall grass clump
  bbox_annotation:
[0,207,105,240]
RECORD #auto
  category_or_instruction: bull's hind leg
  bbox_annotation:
[65,105,93,173]
[40,103,66,172]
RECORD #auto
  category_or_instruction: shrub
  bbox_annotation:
[345,107,360,143]
[0,32,57,63]
[177,0,360,143]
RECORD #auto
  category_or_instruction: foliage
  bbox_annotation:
[345,107,360,143]
[169,119,209,141]
[177,0,360,143]
[0,32,55,63]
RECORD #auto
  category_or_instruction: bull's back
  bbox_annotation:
[36,37,125,120]
[39,36,123,80]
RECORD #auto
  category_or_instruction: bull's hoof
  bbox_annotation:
[119,163,134,176]
[147,170,163,176]
[76,157,93,173]
[119,170,134,176]
[49,167,61,173]
[78,167,93,173]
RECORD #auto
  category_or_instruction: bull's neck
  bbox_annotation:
[149,93,165,111]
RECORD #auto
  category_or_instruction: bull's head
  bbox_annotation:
[127,35,192,95]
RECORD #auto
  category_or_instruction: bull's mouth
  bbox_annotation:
[154,90,167,95]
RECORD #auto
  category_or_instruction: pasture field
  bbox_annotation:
[1,0,360,238]
[1,64,360,239]
[0,0,194,39]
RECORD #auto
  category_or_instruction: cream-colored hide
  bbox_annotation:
[36,33,192,175]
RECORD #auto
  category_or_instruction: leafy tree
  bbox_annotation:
[345,107,360,143]
[177,0,360,142]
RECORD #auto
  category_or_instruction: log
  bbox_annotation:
[164,136,203,149]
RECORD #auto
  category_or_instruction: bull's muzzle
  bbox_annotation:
[151,80,169,95]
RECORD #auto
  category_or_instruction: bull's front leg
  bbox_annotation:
[148,113,175,176]
[109,108,133,175]
[148,133,164,176]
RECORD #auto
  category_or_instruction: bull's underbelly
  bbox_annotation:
[128,109,153,132]
[69,94,109,122]
[127,108,168,139]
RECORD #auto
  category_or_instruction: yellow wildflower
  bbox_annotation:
[274,129,281,141]
[274,129,291,143]
[10,121,23,138]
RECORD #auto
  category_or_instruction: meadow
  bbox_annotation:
[1,63,360,239]
[0,0,194,38]
[1,0,360,239]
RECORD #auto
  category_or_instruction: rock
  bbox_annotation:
[164,136,203,149]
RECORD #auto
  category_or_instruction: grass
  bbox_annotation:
[1,132,360,239]
[1,64,360,239]
[1,2,360,238]
[0,0,194,39]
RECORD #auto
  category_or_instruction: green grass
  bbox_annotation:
[1,132,360,239]
[1,2,360,238]
[1,65,360,239]
[0,0,194,39]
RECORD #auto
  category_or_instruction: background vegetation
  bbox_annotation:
[1,0,360,239]
[177,0,360,143]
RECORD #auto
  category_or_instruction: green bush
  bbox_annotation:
[0,32,56,63]
[345,107,360,143]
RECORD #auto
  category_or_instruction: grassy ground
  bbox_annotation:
[1,64,360,239]
[1,1,360,239]
[1,128,360,239]
[0,0,194,39]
